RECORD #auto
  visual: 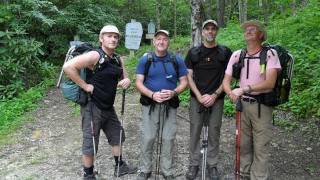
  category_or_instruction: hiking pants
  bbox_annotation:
[188,97,224,167]
[139,104,177,177]
[240,99,273,180]
[81,101,125,156]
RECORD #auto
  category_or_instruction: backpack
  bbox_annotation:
[189,45,231,94]
[57,42,106,105]
[190,45,229,64]
[232,44,294,106]
[143,52,179,79]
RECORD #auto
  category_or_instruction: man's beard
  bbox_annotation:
[206,36,215,43]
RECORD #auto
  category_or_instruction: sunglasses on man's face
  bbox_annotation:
[244,27,259,33]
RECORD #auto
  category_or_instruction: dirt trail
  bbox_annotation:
[0,88,319,180]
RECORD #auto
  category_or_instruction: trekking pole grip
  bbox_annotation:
[87,92,92,102]
[236,98,242,112]
[121,89,126,115]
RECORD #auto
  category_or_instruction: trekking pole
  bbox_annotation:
[200,107,210,180]
[56,46,75,88]
[155,104,165,180]
[116,89,126,177]
[88,94,99,177]
[235,98,243,180]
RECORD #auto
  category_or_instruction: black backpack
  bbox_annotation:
[143,52,179,79]
[232,44,294,106]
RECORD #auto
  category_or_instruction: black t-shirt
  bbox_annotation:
[87,49,123,110]
[185,44,232,98]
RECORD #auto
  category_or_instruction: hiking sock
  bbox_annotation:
[114,155,124,166]
[83,165,94,176]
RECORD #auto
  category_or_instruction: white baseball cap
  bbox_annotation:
[100,25,120,36]
[154,30,169,37]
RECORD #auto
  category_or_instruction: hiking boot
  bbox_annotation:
[186,166,199,180]
[163,175,175,180]
[240,175,250,180]
[114,161,137,177]
[83,173,96,180]
[207,166,219,180]
[137,171,151,180]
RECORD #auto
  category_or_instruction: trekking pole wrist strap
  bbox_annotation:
[243,85,252,93]
[173,90,178,96]
[213,91,219,96]
[151,92,155,100]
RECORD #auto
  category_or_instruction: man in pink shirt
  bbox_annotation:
[222,20,281,180]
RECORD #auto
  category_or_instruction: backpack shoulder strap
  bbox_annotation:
[190,45,202,65]
[260,46,269,66]
[169,52,179,78]
[92,48,106,73]
[144,52,153,77]
[217,45,232,63]
[113,53,122,67]
[217,45,226,54]
[239,49,247,67]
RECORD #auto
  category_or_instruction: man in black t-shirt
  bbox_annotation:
[185,20,232,180]
[63,25,136,179]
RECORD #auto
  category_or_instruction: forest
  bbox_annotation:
[0,0,319,137]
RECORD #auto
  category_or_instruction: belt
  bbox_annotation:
[242,97,257,103]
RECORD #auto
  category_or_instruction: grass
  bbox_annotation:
[0,78,55,142]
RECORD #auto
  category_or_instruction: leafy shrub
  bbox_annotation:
[267,0,320,118]
[0,31,45,99]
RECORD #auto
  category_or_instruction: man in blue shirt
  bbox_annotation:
[135,30,188,180]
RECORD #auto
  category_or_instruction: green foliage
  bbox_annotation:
[169,36,191,55]
[157,0,191,35]
[274,118,299,131]
[217,21,245,51]
[266,0,320,118]
[0,30,51,99]
[0,78,54,137]
[46,0,124,62]
[223,99,235,116]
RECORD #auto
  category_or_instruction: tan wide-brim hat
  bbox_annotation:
[241,20,267,41]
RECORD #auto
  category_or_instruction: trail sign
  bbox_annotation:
[146,20,155,41]
[148,20,156,34]
[125,19,143,50]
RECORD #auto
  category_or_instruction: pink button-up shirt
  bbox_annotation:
[225,49,281,94]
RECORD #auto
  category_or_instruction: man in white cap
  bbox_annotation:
[185,19,232,180]
[223,20,281,180]
[63,25,136,179]
[135,30,188,180]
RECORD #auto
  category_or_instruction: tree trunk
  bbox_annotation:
[291,0,297,16]
[204,0,214,19]
[156,0,161,30]
[227,0,237,22]
[174,0,177,39]
[238,0,247,24]
[262,0,269,24]
[217,0,226,27]
[191,0,203,47]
